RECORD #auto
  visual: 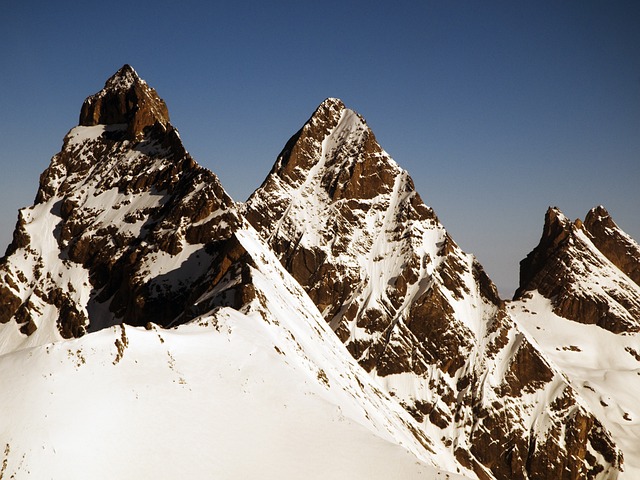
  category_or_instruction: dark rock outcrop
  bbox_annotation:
[79,64,169,141]
[515,207,640,333]
[584,206,640,286]
[245,101,622,479]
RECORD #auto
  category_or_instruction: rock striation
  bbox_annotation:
[0,66,635,479]
[245,100,622,479]
[515,207,640,333]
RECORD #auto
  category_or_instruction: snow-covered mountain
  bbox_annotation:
[0,64,241,352]
[244,99,622,479]
[1,65,638,479]
[515,206,640,334]
[0,65,473,479]
[512,206,640,477]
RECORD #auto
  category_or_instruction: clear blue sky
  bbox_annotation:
[1,1,639,295]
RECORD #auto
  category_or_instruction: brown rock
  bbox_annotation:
[79,64,169,141]
[19,318,37,336]
[501,337,554,396]
[516,206,640,333]
[585,205,640,286]
[0,284,21,324]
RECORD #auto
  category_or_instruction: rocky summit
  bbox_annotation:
[245,100,622,479]
[0,65,242,346]
[511,206,640,476]
[79,64,170,140]
[1,65,639,479]
[515,206,640,334]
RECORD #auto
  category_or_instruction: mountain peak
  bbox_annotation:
[103,64,140,91]
[515,206,575,300]
[585,205,640,286]
[516,206,640,333]
[314,97,346,117]
[245,102,623,477]
[79,64,169,140]
[546,205,571,228]
[586,204,610,221]
[304,97,347,140]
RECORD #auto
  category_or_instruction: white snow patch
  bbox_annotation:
[512,291,640,477]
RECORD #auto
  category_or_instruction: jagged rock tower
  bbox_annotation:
[0,65,240,347]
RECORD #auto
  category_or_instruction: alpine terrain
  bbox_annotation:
[0,65,471,479]
[244,98,623,479]
[0,65,638,479]
[511,206,640,477]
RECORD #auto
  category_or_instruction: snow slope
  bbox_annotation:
[245,98,622,479]
[511,292,640,478]
[0,221,474,479]
[0,320,470,480]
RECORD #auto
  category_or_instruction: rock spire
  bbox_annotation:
[79,64,170,140]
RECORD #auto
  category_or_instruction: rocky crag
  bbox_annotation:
[515,206,640,334]
[1,65,637,479]
[0,65,242,349]
[244,99,622,479]
[512,206,640,476]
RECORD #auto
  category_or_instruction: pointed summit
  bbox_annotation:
[516,206,640,333]
[516,206,574,293]
[585,206,640,286]
[79,64,169,140]
[103,64,140,90]
[309,97,346,130]
[266,97,347,187]
[260,97,398,203]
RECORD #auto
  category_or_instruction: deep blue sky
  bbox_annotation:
[1,1,639,295]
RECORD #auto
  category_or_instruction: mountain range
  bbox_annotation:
[0,65,638,479]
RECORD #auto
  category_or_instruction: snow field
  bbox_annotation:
[512,291,640,477]
[0,315,472,480]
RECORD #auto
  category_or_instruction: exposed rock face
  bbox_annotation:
[0,70,477,478]
[584,206,640,286]
[79,64,169,141]
[512,206,640,476]
[515,207,640,333]
[245,100,622,479]
[0,65,240,346]
[0,69,631,479]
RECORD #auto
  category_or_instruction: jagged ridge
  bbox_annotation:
[0,66,636,479]
[245,100,623,479]
[511,206,640,476]
[516,206,640,333]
